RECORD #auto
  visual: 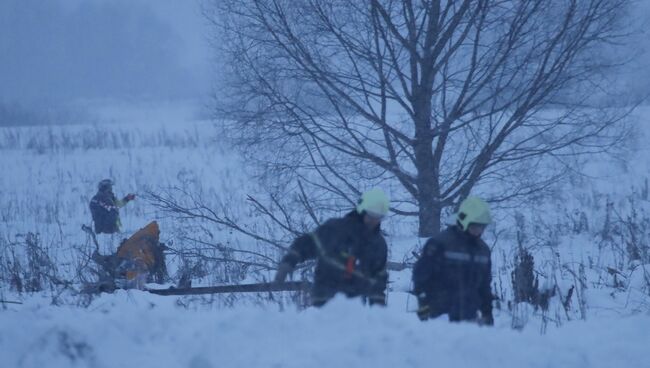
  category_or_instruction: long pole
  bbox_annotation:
[148,281,310,296]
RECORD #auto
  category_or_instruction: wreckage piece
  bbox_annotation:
[84,221,168,292]
[116,221,167,288]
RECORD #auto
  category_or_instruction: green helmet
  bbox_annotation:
[356,188,390,218]
[456,196,492,231]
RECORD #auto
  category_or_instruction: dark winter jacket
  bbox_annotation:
[89,190,127,234]
[412,225,493,322]
[280,211,388,306]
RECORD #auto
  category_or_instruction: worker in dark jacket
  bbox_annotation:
[413,196,494,325]
[89,179,135,234]
[275,188,390,307]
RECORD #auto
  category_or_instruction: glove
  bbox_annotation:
[416,304,431,321]
[367,293,386,306]
[416,292,430,321]
[274,262,293,283]
[124,193,136,202]
[478,312,494,326]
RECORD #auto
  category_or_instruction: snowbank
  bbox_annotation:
[1,291,648,368]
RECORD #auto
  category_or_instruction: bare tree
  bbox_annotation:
[206,0,633,236]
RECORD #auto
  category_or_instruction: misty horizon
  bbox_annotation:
[0,0,648,114]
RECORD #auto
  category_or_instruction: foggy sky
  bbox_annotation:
[0,0,211,106]
[0,0,648,108]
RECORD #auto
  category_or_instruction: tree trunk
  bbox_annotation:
[417,191,441,237]
[412,89,440,237]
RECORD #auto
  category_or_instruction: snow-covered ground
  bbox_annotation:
[1,101,650,367]
[1,292,648,368]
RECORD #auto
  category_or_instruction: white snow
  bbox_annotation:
[1,291,648,368]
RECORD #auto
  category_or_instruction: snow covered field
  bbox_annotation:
[1,102,650,367]
[2,292,648,368]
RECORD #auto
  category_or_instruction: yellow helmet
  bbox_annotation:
[456,196,492,231]
[356,188,390,218]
